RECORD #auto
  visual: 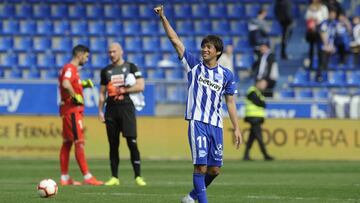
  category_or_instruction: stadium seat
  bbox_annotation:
[71,20,88,35]
[51,4,68,19]
[36,20,53,35]
[150,69,165,79]
[8,69,23,79]
[174,4,192,19]
[194,20,212,35]
[26,68,41,79]
[235,54,253,70]
[91,53,108,69]
[192,3,209,19]
[1,53,18,69]
[18,53,37,70]
[80,69,94,79]
[279,89,295,99]
[269,21,282,36]
[37,52,56,69]
[122,4,139,19]
[227,4,245,19]
[234,39,252,53]
[176,20,194,35]
[314,88,329,99]
[33,37,51,52]
[86,4,104,19]
[182,37,197,52]
[127,53,145,68]
[88,21,105,35]
[212,20,230,35]
[68,4,86,19]
[246,4,260,19]
[139,4,157,19]
[166,85,186,103]
[168,69,184,80]
[124,21,141,35]
[15,4,33,19]
[106,21,123,35]
[33,4,51,19]
[0,68,4,78]
[0,4,15,19]
[124,37,142,52]
[13,37,33,52]
[296,89,313,99]
[43,69,59,79]
[328,71,346,87]
[52,37,72,52]
[19,20,36,35]
[90,37,107,52]
[160,37,173,52]
[346,71,360,87]
[291,70,310,87]
[354,5,360,16]
[143,37,160,52]
[0,37,13,52]
[53,20,70,35]
[55,53,71,68]
[72,37,90,47]
[2,19,20,35]
[209,3,227,18]
[155,85,167,103]
[230,21,248,36]
[141,20,159,35]
[103,4,122,19]
[145,53,162,69]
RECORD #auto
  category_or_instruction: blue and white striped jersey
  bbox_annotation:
[181,49,237,128]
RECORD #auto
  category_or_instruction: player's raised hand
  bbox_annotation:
[154,5,164,17]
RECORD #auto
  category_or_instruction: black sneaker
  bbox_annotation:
[264,156,274,161]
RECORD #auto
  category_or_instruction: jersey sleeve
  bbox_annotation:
[180,49,200,72]
[129,63,143,79]
[223,70,237,95]
[100,68,108,86]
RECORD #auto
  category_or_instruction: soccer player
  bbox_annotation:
[58,45,103,186]
[98,42,147,186]
[154,6,242,203]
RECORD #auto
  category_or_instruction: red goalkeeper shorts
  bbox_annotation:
[62,111,84,142]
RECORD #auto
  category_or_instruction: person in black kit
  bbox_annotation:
[243,79,274,161]
[251,38,279,97]
[98,42,147,186]
[274,0,293,60]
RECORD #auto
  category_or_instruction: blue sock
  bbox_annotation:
[193,173,207,203]
[189,174,218,200]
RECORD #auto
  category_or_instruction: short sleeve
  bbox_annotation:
[181,49,200,72]
[130,63,143,79]
[100,68,108,86]
[223,70,237,95]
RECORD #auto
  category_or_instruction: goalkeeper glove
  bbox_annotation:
[81,79,94,88]
[72,94,84,105]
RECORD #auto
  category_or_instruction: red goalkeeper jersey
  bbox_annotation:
[58,63,84,116]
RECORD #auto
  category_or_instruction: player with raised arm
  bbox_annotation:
[154,5,242,203]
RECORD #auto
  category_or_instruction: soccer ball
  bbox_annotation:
[37,179,58,198]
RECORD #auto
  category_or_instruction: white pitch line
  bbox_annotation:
[247,195,360,202]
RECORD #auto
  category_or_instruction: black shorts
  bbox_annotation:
[105,103,137,138]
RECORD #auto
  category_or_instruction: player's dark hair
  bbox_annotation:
[201,35,224,60]
[72,44,90,57]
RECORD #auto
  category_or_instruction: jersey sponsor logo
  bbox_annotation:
[0,89,24,112]
[64,70,72,78]
[111,74,125,86]
[198,75,222,92]
[198,150,207,158]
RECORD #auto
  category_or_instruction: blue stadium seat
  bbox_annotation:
[15,4,33,19]
[124,21,141,35]
[174,4,192,18]
[155,85,167,103]
[71,20,88,35]
[166,86,186,103]
[33,4,51,19]
[314,89,329,99]
[0,4,15,19]
[19,20,36,35]
[328,71,346,87]
[37,52,56,69]
[103,4,121,19]
[227,4,245,19]
[160,37,173,52]
[52,37,72,52]
[192,3,209,18]
[72,37,90,47]
[246,4,260,19]
[212,20,230,35]
[56,53,71,68]
[124,37,142,52]
[139,4,157,19]
[346,71,360,87]
[177,20,194,35]
[354,5,360,16]
[8,69,23,79]
[279,89,295,99]
[297,89,313,99]
[163,4,175,19]
[1,53,18,69]
[27,69,41,79]
[143,37,160,52]
[44,69,59,79]
[106,21,123,35]
[18,53,37,70]
[265,3,274,19]
[141,21,159,35]
[91,53,108,69]
[234,39,252,53]
[145,53,162,69]
[2,20,20,35]
[80,69,94,79]
[36,20,53,35]
[88,21,105,35]
[150,69,165,79]
[90,37,107,52]
[291,70,310,87]
[51,4,68,19]
[122,4,139,19]
[269,21,282,36]
[209,3,227,18]
[127,53,145,68]
[53,21,70,35]
[194,20,212,35]
[0,37,13,52]
[168,69,184,80]
[231,21,248,36]
[235,54,253,69]
[0,68,4,78]
[182,37,197,52]
[86,4,104,19]
[13,37,33,52]
[33,37,51,52]
[68,4,86,19]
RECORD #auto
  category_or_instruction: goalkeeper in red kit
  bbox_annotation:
[58,45,103,186]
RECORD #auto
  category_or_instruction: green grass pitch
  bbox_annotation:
[0,159,359,203]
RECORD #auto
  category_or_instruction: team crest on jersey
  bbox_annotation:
[214,73,223,80]
[215,144,223,156]
[198,75,222,92]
